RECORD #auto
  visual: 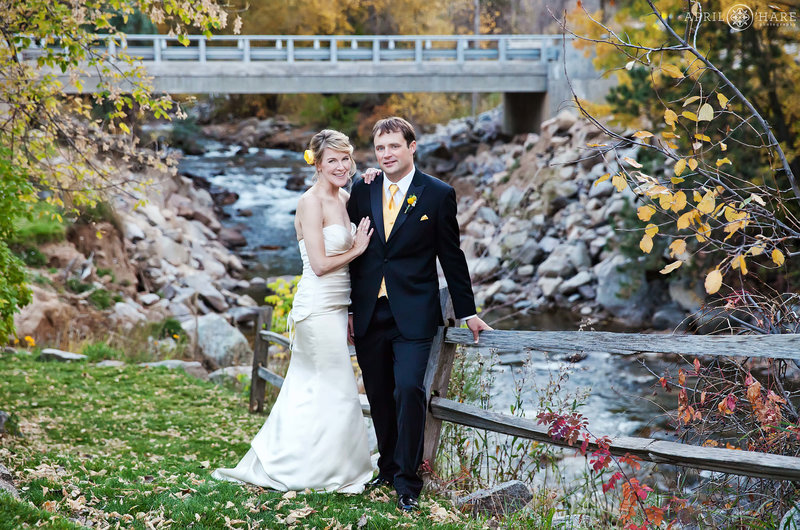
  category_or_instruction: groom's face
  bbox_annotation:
[374,130,416,181]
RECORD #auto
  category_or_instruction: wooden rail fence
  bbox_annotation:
[250,289,800,483]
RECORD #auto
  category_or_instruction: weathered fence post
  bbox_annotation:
[249,305,273,413]
[421,288,457,482]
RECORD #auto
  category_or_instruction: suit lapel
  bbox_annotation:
[369,174,386,244]
[387,170,426,244]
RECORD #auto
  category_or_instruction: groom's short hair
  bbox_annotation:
[372,117,416,146]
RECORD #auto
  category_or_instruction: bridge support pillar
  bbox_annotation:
[502,92,547,135]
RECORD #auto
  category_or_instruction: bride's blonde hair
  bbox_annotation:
[308,129,357,183]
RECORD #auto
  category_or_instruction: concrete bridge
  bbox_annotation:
[24,34,610,133]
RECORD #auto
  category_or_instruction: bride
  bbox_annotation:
[212,129,375,493]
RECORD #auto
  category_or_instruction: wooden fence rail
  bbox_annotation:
[250,288,800,483]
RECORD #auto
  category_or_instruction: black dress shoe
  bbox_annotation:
[396,494,419,512]
[365,476,393,489]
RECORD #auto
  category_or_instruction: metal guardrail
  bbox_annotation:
[18,34,567,64]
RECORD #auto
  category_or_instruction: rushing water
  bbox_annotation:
[178,145,679,441]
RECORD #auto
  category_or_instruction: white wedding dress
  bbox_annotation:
[212,223,373,493]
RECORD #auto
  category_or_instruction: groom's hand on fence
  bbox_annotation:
[466,316,492,344]
[347,313,355,345]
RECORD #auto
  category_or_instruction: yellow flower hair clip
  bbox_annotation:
[303,149,315,165]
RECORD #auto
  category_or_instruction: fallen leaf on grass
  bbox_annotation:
[285,505,315,524]
[427,501,460,523]
[368,488,390,502]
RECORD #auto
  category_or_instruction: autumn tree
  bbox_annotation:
[565,1,800,522]
[0,0,240,342]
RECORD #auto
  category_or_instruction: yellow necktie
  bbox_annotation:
[378,184,401,298]
[387,183,398,211]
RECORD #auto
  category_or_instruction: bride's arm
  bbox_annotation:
[297,195,373,276]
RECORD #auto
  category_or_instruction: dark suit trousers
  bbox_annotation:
[355,297,432,497]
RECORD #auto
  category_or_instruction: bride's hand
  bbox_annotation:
[362,167,381,184]
[353,217,373,255]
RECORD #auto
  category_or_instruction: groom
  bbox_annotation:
[347,117,491,512]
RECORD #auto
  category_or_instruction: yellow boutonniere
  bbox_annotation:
[404,194,417,213]
[303,149,315,165]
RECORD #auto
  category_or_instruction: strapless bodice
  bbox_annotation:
[290,224,354,325]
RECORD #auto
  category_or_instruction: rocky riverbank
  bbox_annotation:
[13,163,260,373]
[414,108,708,331]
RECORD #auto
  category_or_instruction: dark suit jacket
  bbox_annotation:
[347,169,477,340]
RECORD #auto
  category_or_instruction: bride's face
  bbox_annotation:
[317,148,352,188]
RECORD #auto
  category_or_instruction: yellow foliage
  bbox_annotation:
[772,248,785,266]
[637,205,656,221]
[660,260,683,274]
[612,173,628,192]
[669,239,687,257]
[705,269,723,294]
[640,234,654,253]
[671,191,687,212]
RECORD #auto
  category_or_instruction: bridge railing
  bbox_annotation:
[250,288,800,483]
[18,34,567,64]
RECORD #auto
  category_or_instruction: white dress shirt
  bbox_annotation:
[383,166,415,206]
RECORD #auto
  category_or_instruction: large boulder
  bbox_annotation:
[181,313,251,368]
[456,480,532,516]
[13,285,76,343]
[594,254,651,326]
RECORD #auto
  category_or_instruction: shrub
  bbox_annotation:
[88,289,112,310]
[96,268,116,283]
[14,246,47,268]
[66,279,93,294]
[264,276,300,333]
[81,342,124,362]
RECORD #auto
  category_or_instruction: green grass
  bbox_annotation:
[0,352,478,529]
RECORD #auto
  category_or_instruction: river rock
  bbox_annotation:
[477,206,500,226]
[0,463,19,500]
[652,304,688,331]
[218,227,247,249]
[237,294,258,307]
[538,276,563,298]
[456,480,532,516]
[498,186,523,214]
[140,360,209,380]
[40,349,88,362]
[181,313,252,368]
[558,270,593,294]
[228,306,260,324]
[168,302,193,321]
[183,275,229,312]
[471,257,500,278]
[139,293,160,306]
[111,302,148,331]
[517,265,535,276]
[96,360,126,367]
[537,245,575,278]
[13,285,76,343]
[512,241,540,267]
[668,279,705,314]
[594,255,650,326]
[0,412,10,434]
[209,365,252,389]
